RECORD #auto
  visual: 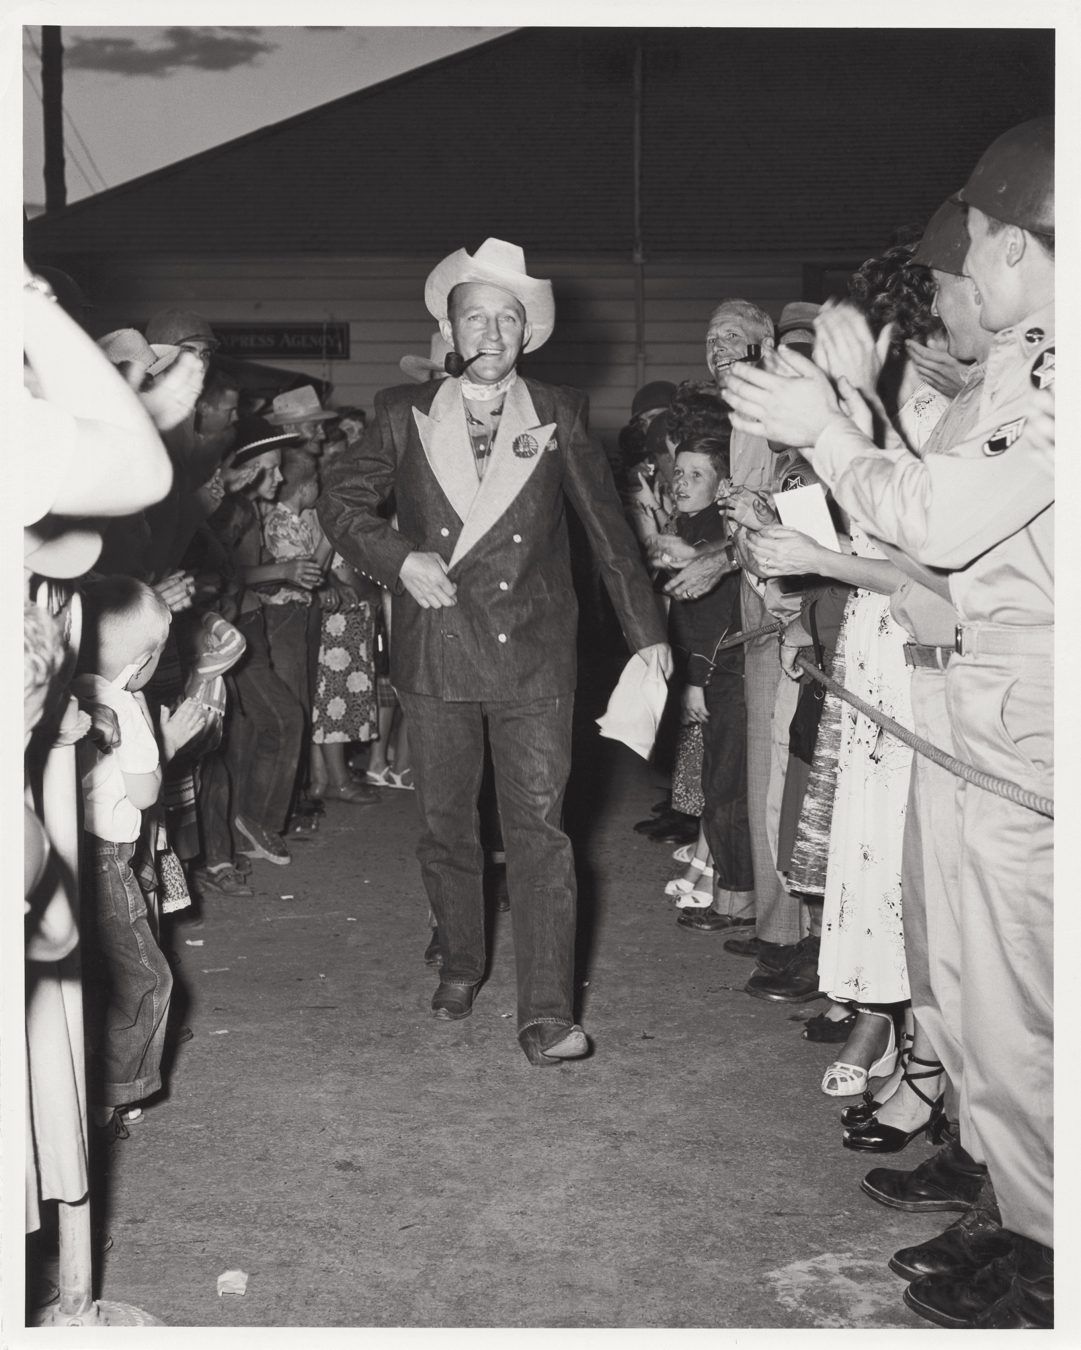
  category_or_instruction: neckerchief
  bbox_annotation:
[460,370,517,403]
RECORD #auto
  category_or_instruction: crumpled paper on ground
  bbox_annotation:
[217,1269,248,1297]
[596,648,669,759]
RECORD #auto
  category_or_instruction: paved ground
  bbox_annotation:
[54,658,944,1330]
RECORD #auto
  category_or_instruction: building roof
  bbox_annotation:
[27,27,1054,260]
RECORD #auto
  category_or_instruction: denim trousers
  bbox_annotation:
[81,836,173,1107]
[398,691,576,1032]
[202,608,306,845]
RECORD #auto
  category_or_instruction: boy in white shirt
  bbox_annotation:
[73,576,207,1130]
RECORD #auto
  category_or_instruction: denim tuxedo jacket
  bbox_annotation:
[318,374,665,702]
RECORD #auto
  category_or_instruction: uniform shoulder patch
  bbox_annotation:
[780,471,807,492]
[1030,347,1055,390]
[982,417,1026,457]
[1024,327,1045,345]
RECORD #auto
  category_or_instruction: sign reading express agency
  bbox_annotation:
[213,323,350,360]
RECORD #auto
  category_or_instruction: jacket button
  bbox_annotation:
[440,527,450,537]
[498,633,507,644]
[512,533,522,543]
[499,581,509,591]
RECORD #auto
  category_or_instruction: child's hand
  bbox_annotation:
[282,559,324,589]
[83,701,122,753]
[159,697,210,762]
[52,695,92,747]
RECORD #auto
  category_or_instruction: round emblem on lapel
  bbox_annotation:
[1030,347,1055,390]
[513,433,539,459]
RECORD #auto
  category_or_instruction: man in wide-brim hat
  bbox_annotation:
[320,238,669,1066]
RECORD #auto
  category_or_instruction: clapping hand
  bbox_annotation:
[153,570,196,612]
[724,348,841,447]
[138,351,205,431]
[905,338,969,400]
[813,300,892,396]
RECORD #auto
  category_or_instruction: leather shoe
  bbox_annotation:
[973,1236,1053,1329]
[744,937,823,1003]
[861,1138,986,1213]
[677,910,755,933]
[724,936,789,966]
[518,1022,589,1066]
[643,814,699,845]
[633,812,682,836]
[890,1181,1012,1282]
[904,1250,1015,1329]
[431,981,477,1021]
[755,938,804,974]
[423,928,442,967]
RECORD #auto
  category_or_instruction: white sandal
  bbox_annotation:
[821,1010,899,1097]
[664,859,714,897]
[386,768,414,791]
[671,843,699,864]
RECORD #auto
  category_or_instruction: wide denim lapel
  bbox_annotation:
[447,378,556,570]
[411,378,479,524]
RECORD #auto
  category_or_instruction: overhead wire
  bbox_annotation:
[23,29,110,195]
[22,63,99,197]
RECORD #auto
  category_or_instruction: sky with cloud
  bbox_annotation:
[22,26,512,212]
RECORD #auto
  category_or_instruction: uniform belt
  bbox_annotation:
[903,643,952,670]
[954,623,1054,657]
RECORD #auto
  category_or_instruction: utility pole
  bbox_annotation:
[42,26,66,213]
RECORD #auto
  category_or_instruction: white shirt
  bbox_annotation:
[72,676,160,843]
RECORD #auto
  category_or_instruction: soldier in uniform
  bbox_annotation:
[722,118,1054,1328]
[319,239,668,1066]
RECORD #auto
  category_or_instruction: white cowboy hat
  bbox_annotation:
[264,385,336,426]
[400,332,453,383]
[424,238,555,352]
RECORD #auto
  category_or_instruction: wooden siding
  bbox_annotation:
[77,251,862,447]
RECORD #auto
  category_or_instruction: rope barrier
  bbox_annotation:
[792,654,1054,819]
[689,620,1054,820]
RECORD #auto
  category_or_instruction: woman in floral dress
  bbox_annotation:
[310,551,379,801]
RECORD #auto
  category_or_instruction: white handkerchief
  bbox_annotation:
[596,649,669,760]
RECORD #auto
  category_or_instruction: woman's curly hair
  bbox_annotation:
[848,244,941,352]
[665,380,731,446]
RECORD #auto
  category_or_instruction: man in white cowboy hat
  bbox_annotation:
[266,384,337,458]
[320,238,669,1066]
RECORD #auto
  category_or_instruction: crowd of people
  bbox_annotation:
[23,114,1052,1329]
[615,116,1054,1330]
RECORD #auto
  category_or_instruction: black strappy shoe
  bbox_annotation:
[842,1053,948,1153]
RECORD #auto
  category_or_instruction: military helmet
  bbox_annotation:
[913,197,969,275]
[958,117,1054,235]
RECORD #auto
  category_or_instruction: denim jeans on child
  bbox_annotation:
[81,836,173,1107]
